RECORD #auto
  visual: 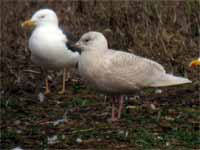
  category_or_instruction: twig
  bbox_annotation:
[23,69,41,74]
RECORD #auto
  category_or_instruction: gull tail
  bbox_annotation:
[150,74,192,87]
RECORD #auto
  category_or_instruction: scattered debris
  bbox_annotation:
[14,120,21,125]
[38,92,45,102]
[129,95,140,101]
[71,79,79,82]
[126,105,138,109]
[150,103,156,110]
[118,130,124,135]
[125,131,129,137]
[118,130,129,138]
[76,137,83,144]
[61,135,65,140]
[15,76,21,85]
[165,116,175,121]
[155,89,163,94]
[23,69,40,74]
[11,147,23,150]
[166,142,170,146]
[40,111,68,126]
[97,138,102,142]
[16,130,22,134]
[157,136,163,140]
[47,75,53,81]
[53,118,66,126]
[47,135,58,145]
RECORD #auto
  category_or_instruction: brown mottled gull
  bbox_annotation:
[74,31,192,122]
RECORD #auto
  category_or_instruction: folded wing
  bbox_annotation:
[104,50,191,89]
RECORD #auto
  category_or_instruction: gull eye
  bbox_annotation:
[84,38,90,43]
[39,15,45,19]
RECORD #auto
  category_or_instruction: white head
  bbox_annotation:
[75,32,108,52]
[22,9,58,28]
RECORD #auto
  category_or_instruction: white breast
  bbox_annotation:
[29,25,79,69]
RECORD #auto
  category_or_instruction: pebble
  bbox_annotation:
[155,89,163,94]
[47,135,58,145]
[11,147,23,150]
[38,92,45,102]
[76,137,82,144]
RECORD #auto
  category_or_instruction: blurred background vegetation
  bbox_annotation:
[1,0,199,149]
[1,0,200,81]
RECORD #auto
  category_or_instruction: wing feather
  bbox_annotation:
[101,50,166,90]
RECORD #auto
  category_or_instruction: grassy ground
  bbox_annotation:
[1,0,200,149]
[1,80,199,149]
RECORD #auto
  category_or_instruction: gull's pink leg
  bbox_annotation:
[111,96,117,122]
[117,95,124,119]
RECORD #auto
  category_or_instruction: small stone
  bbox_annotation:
[76,137,82,144]
[61,135,65,139]
[16,130,22,134]
[166,142,170,146]
[14,120,21,125]
[38,92,45,102]
[53,119,66,126]
[129,95,140,101]
[150,104,156,110]
[157,136,163,140]
[97,138,101,142]
[47,135,58,145]
[47,75,53,80]
[125,131,129,137]
[11,147,23,150]
[118,130,124,135]
[165,116,174,121]
[155,89,162,94]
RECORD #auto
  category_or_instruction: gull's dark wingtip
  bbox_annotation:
[66,42,81,54]
[61,29,81,54]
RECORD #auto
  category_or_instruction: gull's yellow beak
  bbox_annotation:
[189,59,200,67]
[21,20,36,28]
